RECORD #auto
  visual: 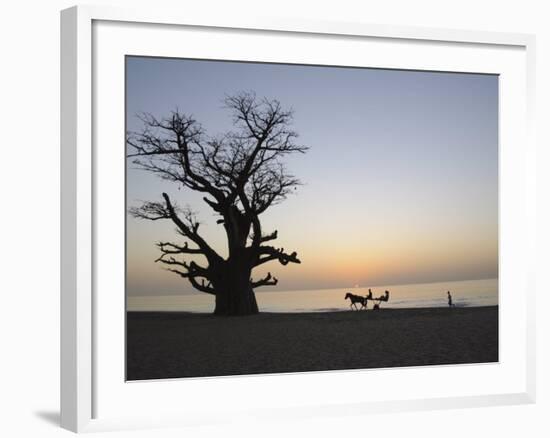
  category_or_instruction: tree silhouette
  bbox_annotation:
[128,92,308,315]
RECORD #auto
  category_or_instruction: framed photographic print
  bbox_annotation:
[61,5,536,433]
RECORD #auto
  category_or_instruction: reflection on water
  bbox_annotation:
[128,278,498,313]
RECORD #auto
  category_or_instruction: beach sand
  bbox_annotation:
[126,306,498,380]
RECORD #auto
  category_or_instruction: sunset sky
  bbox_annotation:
[126,57,498,297]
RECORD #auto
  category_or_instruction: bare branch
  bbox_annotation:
[167,267,216,295]
[255,246,301,266]
[155,241,204,259]
[128,201,170,221]
[160,193,221,262]
[254,230,278,243]
[251,272,278,288]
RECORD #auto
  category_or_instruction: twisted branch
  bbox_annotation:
[251,272,278,288]
[255,245,301,267]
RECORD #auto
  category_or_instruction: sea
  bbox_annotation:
[127,277,498,313]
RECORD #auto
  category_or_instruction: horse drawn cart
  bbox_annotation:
[344,289,390,310]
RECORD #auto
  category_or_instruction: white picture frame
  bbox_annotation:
[60,4,536,433]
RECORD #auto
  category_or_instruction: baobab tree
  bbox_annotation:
[127,92,308,315]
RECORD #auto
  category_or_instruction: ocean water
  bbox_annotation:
[127,278,498,313]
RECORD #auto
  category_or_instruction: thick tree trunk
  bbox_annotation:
[213,260,258,316]
[214,287,258,316]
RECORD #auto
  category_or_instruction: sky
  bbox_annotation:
[126,56,498,297]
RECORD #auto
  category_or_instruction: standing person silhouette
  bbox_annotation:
[447,291,453,307]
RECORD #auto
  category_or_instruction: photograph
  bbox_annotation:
[125,56,499,381]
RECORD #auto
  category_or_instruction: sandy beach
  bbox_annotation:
[126,306,498,380]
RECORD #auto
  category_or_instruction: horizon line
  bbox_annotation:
[128,276,498,298]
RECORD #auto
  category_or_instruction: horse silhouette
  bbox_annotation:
[345,292,367,311]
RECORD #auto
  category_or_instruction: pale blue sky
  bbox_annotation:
[126,57,498,297]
